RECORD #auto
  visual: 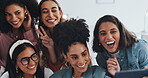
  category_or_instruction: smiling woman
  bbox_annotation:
[93,15,148,77]
[0,0,40,70]
[1,39,53,78]
[50,18,108,78]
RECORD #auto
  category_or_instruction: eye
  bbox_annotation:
[42,10,49,13]
[5,13,11,16]
[99,32,106,36]
[111,31,117,34]
[15,11,21,15]
[71,56,78,60]
[31,53,39,61]
[52,9,57,12]
[21,57,29,65]
[82,52,87,57]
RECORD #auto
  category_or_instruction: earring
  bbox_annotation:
[65,61,70,67]
[24,12,28,18]
[16,67,19,73]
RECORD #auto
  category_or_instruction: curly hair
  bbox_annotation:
[93,15,137,53]
[52,18,90,55]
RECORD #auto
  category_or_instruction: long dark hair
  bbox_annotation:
[4,40,44,78]
[93,15,136,53]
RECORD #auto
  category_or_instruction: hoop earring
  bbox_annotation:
[65,61,70,67]
[16,67,19,73]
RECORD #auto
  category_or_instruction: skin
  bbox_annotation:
[64,42,91,78]
[5,4,32,31]
[16,47,38,78]
[98,22,120,53]
[41,0,62,29]
[98,22,121,76]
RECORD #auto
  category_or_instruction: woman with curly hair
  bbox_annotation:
[50,18,108,78]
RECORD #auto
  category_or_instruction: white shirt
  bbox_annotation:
[1,67,53,78]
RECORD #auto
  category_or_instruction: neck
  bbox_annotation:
[73,69,83,78]
[23,73,34,78]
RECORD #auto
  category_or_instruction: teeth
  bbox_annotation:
[12,21,18,24]
[106,41,114,45]
[47,19,55,22]
[78,64,85,68]
[28,66,35,69]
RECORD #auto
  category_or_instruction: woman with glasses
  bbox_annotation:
[1,39,53,78]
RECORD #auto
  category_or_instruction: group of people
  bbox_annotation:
[0,0,148,78]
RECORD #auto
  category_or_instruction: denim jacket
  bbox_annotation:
[96,39,148,72]
[50,65,109,78]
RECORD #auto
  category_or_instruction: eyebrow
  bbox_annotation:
[41,7,58,11]
[69,50,87,56]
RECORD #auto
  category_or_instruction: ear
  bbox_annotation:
[24,6,28,14]
[63,54,69,62]
[59,10,63,16]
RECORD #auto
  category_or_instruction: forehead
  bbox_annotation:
[41,1,59,9]
[5,4,24,12]
[99,22,118,31]
[67,42,88,55]
[17,47,35,58]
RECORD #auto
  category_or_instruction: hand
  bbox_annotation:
[23,9,32,31]
[36,26,54,49]
[107,57,120,76]
[143,66,148,78]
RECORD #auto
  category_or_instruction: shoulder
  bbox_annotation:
[88,65,106,78]
[44,67,53,78]
[132,39,148,48]
[1,71,9,78]
[50,68,71,78]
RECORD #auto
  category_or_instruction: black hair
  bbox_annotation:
[4,39,44,78]
[93,15,136,53]
[52,18,90,55]
[0,0,38,33]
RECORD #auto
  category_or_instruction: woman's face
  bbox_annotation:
[5,4,26,29]
[98,22,120,53]
[16,47,39,75]
[65,42,90,75]
[41,1,62,29]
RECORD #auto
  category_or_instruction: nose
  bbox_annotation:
[29,58,36,65]
[78,57,85,65]
[48,11,53,17]
[11,14,17,21]
[106,33,113,40]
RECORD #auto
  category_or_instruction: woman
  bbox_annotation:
[1,39,53,78]
[50,18,107,78]
[37,0,66,72]
[0,0,39,67]
[92,15,148,77]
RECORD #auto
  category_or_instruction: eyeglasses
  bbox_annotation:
[19,53,39,65]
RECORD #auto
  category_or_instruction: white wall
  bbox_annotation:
[37,0,148,65]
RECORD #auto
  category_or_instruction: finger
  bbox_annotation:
[107,59,117,65]
[40,26,47,36]
[36,28,44,36]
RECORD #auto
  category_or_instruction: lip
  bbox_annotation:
[78,63,86,69]
[27,65,36,69]
[46,19,56,23]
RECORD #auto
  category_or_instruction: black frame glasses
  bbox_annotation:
[19,53,39,65]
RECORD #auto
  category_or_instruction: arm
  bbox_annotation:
[36,26,57,64]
